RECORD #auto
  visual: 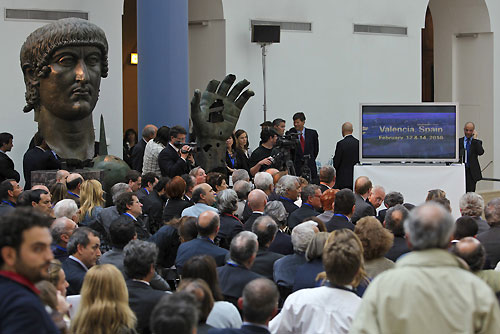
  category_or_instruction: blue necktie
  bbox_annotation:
[465,138,471,167]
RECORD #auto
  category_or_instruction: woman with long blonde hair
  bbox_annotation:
[70,264,137,334]
[79,179,105,226]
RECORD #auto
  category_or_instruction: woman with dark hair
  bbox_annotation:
[207,172,228,193]
[162,176,192,223]
[226,133,250,175]
[182,255,242,329]
[178,279,215,334]
[50,182,67,206]
[143,126,170,175]
[123,128,138,168]
[234,129,251,169]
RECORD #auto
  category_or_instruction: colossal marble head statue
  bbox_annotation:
[20,18,109,160]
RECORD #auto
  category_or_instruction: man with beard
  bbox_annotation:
[0,207,58,333]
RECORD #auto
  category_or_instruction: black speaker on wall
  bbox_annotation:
[252,25,280,43]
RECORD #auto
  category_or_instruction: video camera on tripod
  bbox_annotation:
[269,133,300,175]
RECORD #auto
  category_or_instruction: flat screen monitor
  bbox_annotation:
[360,103,459,162]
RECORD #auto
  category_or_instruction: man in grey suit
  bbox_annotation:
[351,176,375,224]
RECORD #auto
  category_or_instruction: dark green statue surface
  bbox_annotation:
[191,74,254,172]
[20,18,109,161]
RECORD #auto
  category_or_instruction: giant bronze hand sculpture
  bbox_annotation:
[191,74,254,172]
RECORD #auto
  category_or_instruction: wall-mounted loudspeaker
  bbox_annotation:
[251,25,280,43]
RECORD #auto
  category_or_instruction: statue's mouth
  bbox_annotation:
[72,87,90,97]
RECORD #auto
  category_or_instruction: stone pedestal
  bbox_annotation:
[31,169,105,188]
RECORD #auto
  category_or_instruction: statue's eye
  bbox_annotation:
[86,54,101,66]
[57,55,76,66]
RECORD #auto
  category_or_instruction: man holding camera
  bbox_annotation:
[158,125,194,178]
[249,128,279,176]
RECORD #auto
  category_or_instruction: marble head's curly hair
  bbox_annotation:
[20,18,109,113]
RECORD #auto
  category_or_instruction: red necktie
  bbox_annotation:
[300,133,305,152]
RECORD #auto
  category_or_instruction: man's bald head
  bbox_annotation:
[451,237,485,271]
[143,124,158,141]
[192,183,216,206]
[66,173,83,192]
[31,184,50,194]
[354,176,372,196]
[55,169,69,184]
[342,122,353,136]
[196,210,220,238]
[240,278,279,324]
[265,168,279,176]
[247,189,268,212]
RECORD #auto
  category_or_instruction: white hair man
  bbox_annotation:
[273,221,318,292]
[350,202,500,333]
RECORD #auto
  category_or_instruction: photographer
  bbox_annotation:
[249,128,278,176]
[158,125,195,178]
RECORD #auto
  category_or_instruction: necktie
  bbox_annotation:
[300,132,305,152]
[465,138,471,167]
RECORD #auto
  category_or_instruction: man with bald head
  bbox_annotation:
[459,122,484,192]
[333,122,359,190]
[451,237,500,294]
[244,189,268,231]
[175,210,228,274]
[350,202,500,334]
[181,183,218,218]
[65,173,83,206]
[351,176,375,224]
[132,124,158,173]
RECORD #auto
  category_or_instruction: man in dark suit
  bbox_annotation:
[351,176,376,224]
[318,166,336,193]
[113,192,151,240]
[251,216,284,280]
[175,210,229,274]
[131,124,157,173]
[0,179,21,216]
[0,132,20,183]
[384,204,411,262]
[136,172,158,204]
[275,175,300,215]
[377,191,404,224]
[217,231,262,306]
[244,189,267,231]
[287,112,319,183]
[325,189,356,232]
[476,198,500,268]
[65,173,83,207]
[50,217,77,262]
[23,133,61,189]
[142,177,168,234]
[100,218,169,291]
[209,278,278,334]
[158,125,193,178]
[124,240,167,334]
[62,227,101,295]
[0,208,59,334]
[459,122,485,192]
[333,122,359,190]
[287,185,322,230]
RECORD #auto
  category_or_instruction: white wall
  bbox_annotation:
[221,0,429,167]
[430,0,495,191]
[0,0,123,186]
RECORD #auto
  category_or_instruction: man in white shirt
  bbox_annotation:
[269,229,362,334]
